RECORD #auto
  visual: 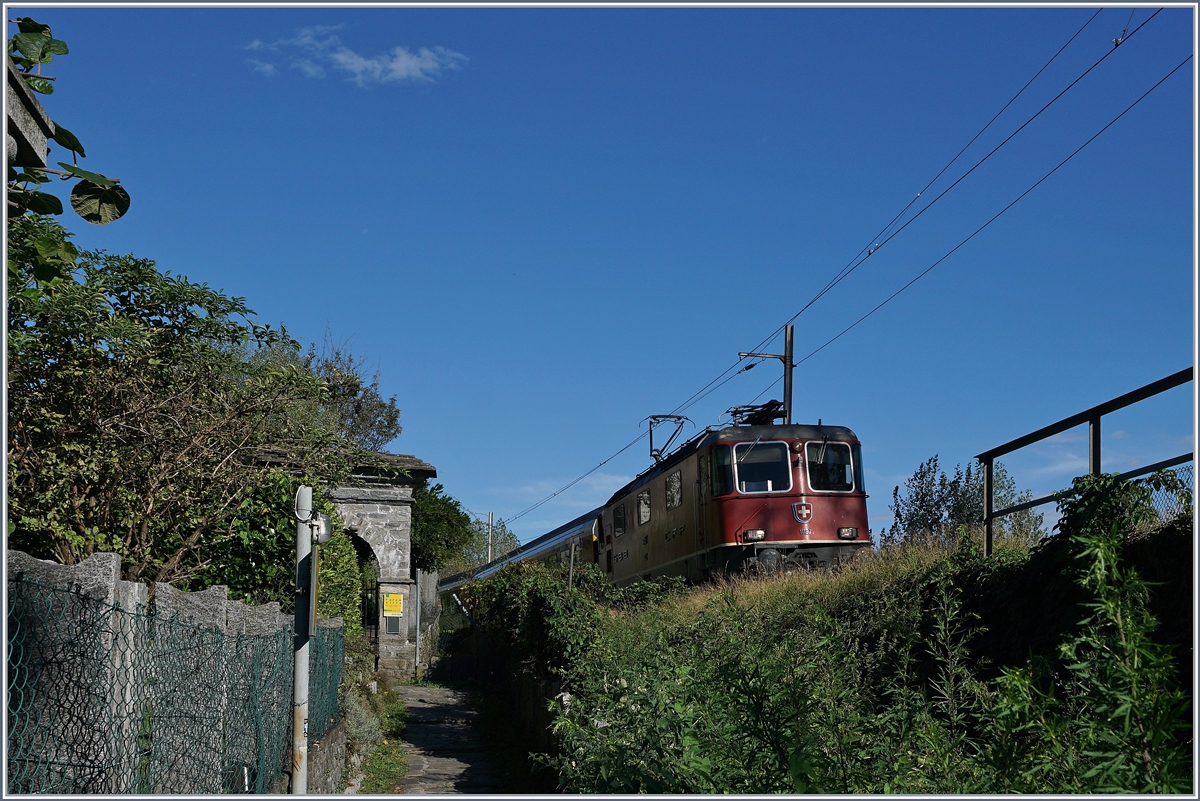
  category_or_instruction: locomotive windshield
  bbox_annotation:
[806,441,854,492]
[734,441,792,493]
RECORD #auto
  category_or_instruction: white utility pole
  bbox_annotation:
[487,512,493,563]
[291,486,312,795]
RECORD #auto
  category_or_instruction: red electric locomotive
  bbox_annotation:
[439,325,870,593]
[595,410,870,586]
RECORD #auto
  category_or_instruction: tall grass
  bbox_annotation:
[455,472,1192,793]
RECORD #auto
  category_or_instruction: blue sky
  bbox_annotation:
[13,6,1194,543]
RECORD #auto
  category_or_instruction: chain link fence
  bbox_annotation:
[308,625,344,743]
[7,575,343,794]
[1146,462,1193,524]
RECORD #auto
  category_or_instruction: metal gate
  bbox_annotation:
[360,579,378,642]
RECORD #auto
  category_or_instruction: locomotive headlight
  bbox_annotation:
[744,529,767,542]
[837,527,858,540]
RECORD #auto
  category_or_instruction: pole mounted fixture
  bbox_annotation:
[739,324,795,425]
[290,489,331,794]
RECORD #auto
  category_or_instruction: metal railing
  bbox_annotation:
[976,367,1193,555]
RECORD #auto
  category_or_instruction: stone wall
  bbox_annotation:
[416,565,441,676]
[6,550,343,795]
[7,59,54,169]
[307,719,347,794]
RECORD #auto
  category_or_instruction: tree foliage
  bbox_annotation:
[443,515,521,577]
[7,18,130,225]
[886,455,1044,547]
[410,483,475,573]
[306,340,401,452]
[6,215,353,584]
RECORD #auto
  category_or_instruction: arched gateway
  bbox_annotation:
[327,452,437,684]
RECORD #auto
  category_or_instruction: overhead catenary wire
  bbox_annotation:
[508,429,652,522]
[667,7,1117,419]
[790,53,1192,371]
[504,12,1172,533]
[751,7,1161,358]
[739,50,1190,417]
[869,8,1103,247]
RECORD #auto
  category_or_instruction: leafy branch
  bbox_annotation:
[7,17,130,225]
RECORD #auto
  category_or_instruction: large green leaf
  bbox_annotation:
[31,257,66,284]
[28,191,64,215]
[50,124,86,158]
[70,180,130,224]
[11,33,50,60]
[16,169,51,185]
[57,162,114,186]
[21,74,54,95]
[15,17,52,36]
[45,38,68,56]
[9,188,64,216]
[34,234,78,264]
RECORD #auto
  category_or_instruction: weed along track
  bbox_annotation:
[439,471,1193,794]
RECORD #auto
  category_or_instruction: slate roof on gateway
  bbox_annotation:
[255,446,437,484]
[356,451,437,480]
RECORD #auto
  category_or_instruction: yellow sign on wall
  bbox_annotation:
[383,593,403,616]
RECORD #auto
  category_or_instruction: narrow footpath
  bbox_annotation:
[390,684,501,794]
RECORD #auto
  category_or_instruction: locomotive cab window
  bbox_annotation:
[734,441,792,494]
[637,490,651,525]
[711,446,733,496]
[665,470,682,510]
[806,441,855,492]
[852,444,866,493]
[613,503,626,537]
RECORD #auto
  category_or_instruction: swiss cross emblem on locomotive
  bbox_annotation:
[792,502,813,523]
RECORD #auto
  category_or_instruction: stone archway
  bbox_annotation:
[327,453,435,684]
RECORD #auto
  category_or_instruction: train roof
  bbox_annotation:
[438,505,602,593]
[603,422,861,505]
[714,423,860,442]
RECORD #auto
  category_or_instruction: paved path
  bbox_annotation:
[391,685,501,794]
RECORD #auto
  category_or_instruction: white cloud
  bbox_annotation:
[293,58,324,79]
[279,25,343,52]
[330,45,466,85]
[247,25,465,85]
[1031,453,1088,477]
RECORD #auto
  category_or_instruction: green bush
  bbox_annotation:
[455,472,1191,793]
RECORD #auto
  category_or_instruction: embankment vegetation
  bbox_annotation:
[451,471,1192,793]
